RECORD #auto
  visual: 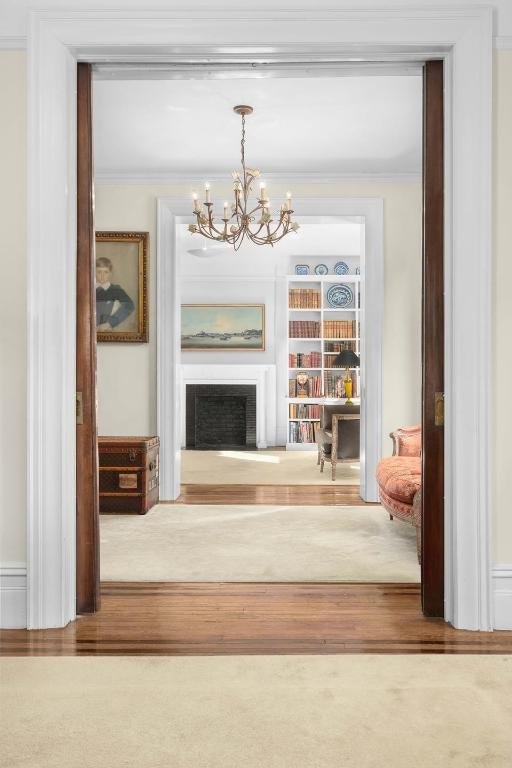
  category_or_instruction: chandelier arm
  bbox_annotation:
[266,219,289,239]
[198,219,225,240]
[247,202,264,218]
[250,222,267,237]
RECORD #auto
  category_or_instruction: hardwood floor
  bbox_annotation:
[2,582,512,655]
[175,484,372,505]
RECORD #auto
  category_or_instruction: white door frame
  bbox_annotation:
[27,7,492,629]
[157,197,383,503]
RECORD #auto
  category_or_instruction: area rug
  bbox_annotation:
[2,656,512,768]
[181,448,360,485]
[100,504,419,582]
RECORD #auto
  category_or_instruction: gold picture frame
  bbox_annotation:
[181,304,265,351]
[95,231,149,343]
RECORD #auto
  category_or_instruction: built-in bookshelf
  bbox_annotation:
[286,274,361,450]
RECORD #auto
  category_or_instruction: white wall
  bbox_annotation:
[95,188,157,435]
[96,181,422,455]
[0,52,26,566]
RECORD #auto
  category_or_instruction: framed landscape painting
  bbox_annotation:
[95,231,149,343]
[181,304,265,351]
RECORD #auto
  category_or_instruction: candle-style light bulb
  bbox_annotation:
[192,192,200,212]
[259,181,267,201]
[286,191,292,210]
[223,202,229,219]
[205,183,211,204]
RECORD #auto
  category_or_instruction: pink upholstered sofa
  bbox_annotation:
[376,425,422,562]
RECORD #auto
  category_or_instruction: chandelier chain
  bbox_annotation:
[241,113,246,176]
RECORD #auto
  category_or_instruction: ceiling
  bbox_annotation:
[92,73,422,179]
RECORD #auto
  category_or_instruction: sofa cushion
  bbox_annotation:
[376,456,421,506]
[393,426,421,457]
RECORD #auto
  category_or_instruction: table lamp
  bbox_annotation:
[333,348,360,405]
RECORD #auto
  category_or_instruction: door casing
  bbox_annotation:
[27,8,493,630]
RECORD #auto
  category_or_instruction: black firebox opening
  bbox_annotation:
[186,384,257,450]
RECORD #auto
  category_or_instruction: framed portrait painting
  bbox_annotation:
[181,304,265,351]
[95,231,149,343]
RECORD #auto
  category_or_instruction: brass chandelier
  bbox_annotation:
[189,105,299,250]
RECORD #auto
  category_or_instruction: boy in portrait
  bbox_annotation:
[96,256,135,331]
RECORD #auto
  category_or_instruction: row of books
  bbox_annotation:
[288,420,320,444]
[323,372,358,398]
[288,403,322,419]
[287,372,359,399]
[289,320,321,338]
[323,320,357,338]
[324,341,357,353]
[288,375,322,398]
[288,352,322,369]
[324,352,358,369]
[288,288,321,309]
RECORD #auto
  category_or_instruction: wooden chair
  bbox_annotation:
[316,403,360,480]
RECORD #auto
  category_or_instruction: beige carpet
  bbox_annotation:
[181,448,360,485]
[100,504,419,582]
[2,656,512,767]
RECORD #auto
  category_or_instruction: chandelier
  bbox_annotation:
[189,105,299,250]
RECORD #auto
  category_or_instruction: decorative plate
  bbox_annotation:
[314,263,328,275]
[326,283,354,308]
[295,264,310,275]
[334,261,349,275]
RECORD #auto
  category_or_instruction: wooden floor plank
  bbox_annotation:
[2,582,511,655]
[174,484,373,505]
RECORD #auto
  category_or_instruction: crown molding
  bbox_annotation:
[95,170,422,185]
[0,36,27,50]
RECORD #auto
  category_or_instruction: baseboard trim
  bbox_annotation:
[492,564,512,630]
[0,564,27,628]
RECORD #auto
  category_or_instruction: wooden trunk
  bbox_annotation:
[98,436,159,514]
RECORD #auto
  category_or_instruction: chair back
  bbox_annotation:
[322,403,360,460]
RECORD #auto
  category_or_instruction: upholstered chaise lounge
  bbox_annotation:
[376,425,422,562]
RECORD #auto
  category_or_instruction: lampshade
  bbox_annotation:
[333,349,360,368]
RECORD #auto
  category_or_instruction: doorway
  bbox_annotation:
[83,63,429,601]
[27,8,492,631]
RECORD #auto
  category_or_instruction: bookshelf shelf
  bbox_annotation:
[287,274,361,451]
[289,418,322,422]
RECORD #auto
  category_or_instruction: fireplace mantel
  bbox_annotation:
[180,364,277,449]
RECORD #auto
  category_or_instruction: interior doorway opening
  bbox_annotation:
[90,63,424,592]
[76,58,440,616]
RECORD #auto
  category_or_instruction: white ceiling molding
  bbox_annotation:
[94,170,422,185]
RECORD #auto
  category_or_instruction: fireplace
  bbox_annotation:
[186,384,257,450]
